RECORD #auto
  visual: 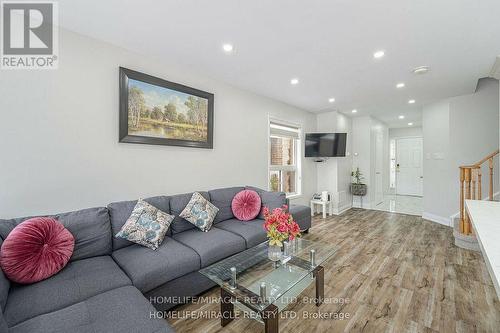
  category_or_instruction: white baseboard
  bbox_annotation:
[332,203,352,215]
[422,212,451,227]
[352,202,371,209]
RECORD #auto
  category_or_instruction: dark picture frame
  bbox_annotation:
[119,67,214,149]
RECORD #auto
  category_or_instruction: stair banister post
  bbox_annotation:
[459,167,465,234]
[464,168,472,234]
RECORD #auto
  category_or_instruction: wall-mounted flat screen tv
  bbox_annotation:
[305,133,347,157]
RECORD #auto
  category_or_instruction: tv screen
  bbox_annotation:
[305,133,347,157]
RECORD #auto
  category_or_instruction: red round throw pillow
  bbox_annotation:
[232,190,262,221]
[0,217,74,284]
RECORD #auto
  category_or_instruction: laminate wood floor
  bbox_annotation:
[166,208,500,333]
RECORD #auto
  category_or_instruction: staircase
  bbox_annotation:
[454,149,499,250]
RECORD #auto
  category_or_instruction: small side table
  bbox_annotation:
[310,199,333,218]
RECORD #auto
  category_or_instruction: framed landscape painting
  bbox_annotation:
[119,67,214,149]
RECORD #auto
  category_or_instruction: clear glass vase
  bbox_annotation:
[267,244,282,261]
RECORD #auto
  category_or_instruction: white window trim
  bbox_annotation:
[267,116,302,199]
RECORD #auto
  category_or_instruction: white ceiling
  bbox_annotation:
[58,0,500,128]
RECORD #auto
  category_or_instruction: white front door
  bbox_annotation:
[396,137,423,196]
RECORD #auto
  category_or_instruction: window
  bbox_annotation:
[389,139,396,188]
[269,120,301,197]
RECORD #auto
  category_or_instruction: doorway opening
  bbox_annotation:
[375,135,423,216]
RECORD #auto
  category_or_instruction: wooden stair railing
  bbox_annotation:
[459,149,499,235]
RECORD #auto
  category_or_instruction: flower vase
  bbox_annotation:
[267,244,282,261]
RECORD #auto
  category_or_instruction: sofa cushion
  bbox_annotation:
[1,217,75,284]
[245,186,287,219]
[9,286,173,333]
[172,228,246,267]
[112,237,200,293]
[4,255,131,326]
[115,199,174,250]
[169,192,210,234]
[0,207,112,262]
[215,219,267,248]
[108,196,171,250]
[0,312,7,333]
[0,238,10,311]
[289,205,312,231]
[179,192,219,232]
[232,190,261,221]
[208,187,244,223]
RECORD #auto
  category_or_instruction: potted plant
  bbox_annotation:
[350,167,367,196]
[263,205,301,261]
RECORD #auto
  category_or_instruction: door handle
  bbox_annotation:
[419,176,423,179]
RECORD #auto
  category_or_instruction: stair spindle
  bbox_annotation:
[458,149,498,236]
[459,168,465,234]
[489,158,494,201]
[472,168,476,200]
[477,167,483,200]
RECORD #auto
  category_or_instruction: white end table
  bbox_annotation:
[310,199,333,218]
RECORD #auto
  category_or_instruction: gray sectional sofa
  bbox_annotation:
[0,186,311,333]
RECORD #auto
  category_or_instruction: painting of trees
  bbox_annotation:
[164,103,178,122]
[185,96,208,136]
[149,106,163,120]
[121,68,213,148]
[177,113,187,123]
[128,86,146,128]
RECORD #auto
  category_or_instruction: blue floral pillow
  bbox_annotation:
[180,192,219,232]
[116,199,174,250]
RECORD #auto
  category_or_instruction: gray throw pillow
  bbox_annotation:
[180,192,219,232]
[115,199,174,250]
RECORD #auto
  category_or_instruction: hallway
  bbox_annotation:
[372,194,422,216]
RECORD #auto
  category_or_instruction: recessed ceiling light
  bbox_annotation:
[373,50,385,59]
[351,109,358,113]
[408,99,416,104]
[328,98,335,103]
[408,122,414,126]
[398,115,405,119]
[396,83,405,88]
[412,66,430,75]
[222,43,234,53]
[290,78,299,85]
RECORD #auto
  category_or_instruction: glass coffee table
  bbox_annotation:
[199,238,336,333]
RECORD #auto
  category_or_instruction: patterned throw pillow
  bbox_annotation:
[180,192,219,232]
[115,199,174,250]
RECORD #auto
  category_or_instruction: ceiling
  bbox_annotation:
[58,0,500,128]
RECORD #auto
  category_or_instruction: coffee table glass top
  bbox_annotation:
[199,238,336,311]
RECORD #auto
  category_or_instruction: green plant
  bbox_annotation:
[351,167,364,184]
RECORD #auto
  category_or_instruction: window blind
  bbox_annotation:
[270,122,300,139]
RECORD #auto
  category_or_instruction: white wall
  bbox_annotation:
[0,29,317,218]
[449,78,500,202]
[422,78,499,224]
[389,127,423,139]
[371,119,390,195]
[422,101,453,222]
[351,117,373,207]
[315,111,352,213]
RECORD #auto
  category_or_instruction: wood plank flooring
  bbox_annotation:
[166,209,500,332]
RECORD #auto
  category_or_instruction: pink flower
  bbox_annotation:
[262,207,269,217]
[277,222,288,233]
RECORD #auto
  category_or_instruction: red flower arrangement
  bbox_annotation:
[263,205,301,247]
